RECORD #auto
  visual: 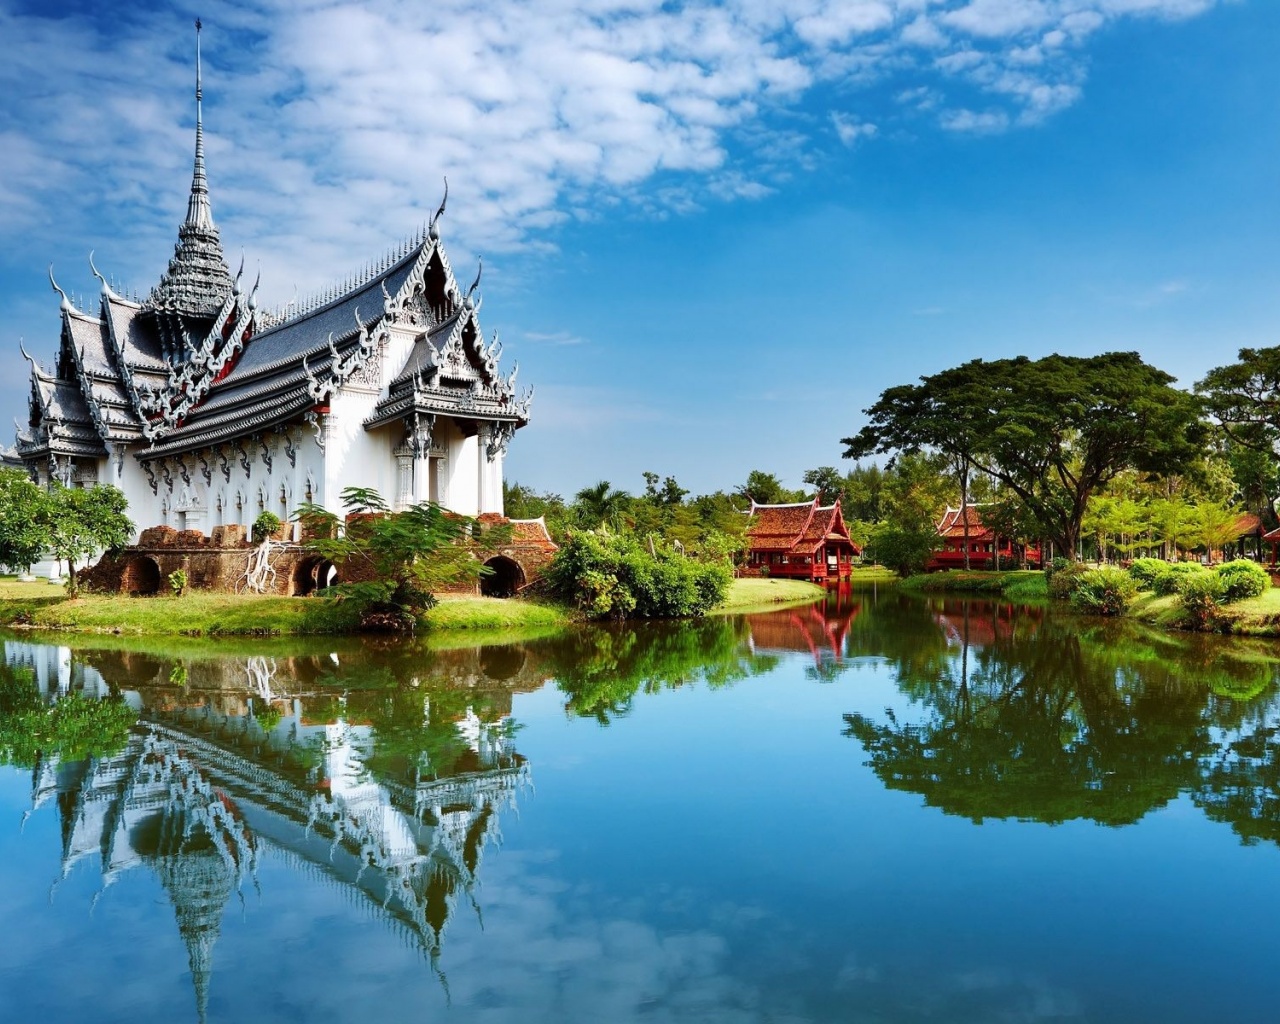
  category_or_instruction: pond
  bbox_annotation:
[1,588,1279,1023]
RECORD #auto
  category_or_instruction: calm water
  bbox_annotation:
[2,590,1280,1023]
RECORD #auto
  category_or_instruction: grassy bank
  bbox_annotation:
[899,570,1049,602]
[422,595,570,631]
[0,580,571,637]
[1129,587,1280,637]
[713,578,826,614]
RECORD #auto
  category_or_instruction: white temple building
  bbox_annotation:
[14,26,532,541]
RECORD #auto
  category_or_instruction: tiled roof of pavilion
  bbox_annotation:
[746,498,860,555]
[937,504,996,542]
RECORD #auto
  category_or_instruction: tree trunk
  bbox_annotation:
[960,458,971,572]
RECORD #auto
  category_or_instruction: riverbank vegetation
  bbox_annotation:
[836,346,1280,587]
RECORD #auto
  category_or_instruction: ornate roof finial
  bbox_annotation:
[466,256,482,301]
[48,265,73,312]
[185,18,213,232]
[429,177,448,240]
[88,250,115,298]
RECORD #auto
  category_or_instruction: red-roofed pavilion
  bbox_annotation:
[744,498,861,582]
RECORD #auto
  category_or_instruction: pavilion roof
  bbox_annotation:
[936,504,996,541]
[746,498,861,555]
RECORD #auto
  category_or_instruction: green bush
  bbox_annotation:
[1176,569,1225,629]
[167,569,188,597]
[1152,562,1205,596]
[1047,562,1090,600]
[1045,556,1070,582]
[1127,557,1169,588]
[1069,567,1138,616]
[546,531,732,620]
[1216,559,1271,604]
[252,511,283,543]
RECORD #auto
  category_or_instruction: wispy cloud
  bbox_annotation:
[0,0,1229,301]
[523,330,591,347]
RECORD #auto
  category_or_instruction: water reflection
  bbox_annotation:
[4,594,1280,1022]
[2,640,532,1022]
[840,593,1280,841]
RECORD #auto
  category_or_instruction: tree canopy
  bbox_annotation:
[844,352,1208,557]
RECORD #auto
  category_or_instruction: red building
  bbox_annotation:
[928,504,1042,572]
[744,499,861,582]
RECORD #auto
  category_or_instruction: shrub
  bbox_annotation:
[167,569,188,597]
[1176,569,1225,629]
[1152,562,1205,596]
[252,511,283,543]
[1216,559,1270,604]
[869,523,938,577]
[1127,557,1168,588]
[1047,562,1090,600]
[546,531,732,620]
[1069,567,1138,616]
[1044,556,1070,583]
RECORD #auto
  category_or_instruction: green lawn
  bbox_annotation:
[899,570,1048,601]
[0,580,569,637]
[1131,586,1280,637]
[423,595,570,631]
[712,578,826,614]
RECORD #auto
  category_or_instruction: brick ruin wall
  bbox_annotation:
[81,521,556,598]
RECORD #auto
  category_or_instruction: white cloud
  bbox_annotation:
[0,0,1230,302]
[831,113,879,147]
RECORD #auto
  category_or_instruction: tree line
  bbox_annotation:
[843,347,1280,571]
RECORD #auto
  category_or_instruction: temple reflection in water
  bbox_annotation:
[6,640,530,1024]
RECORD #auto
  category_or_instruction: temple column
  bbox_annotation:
[477,424,494,514]
[394,444,414,510]
[412,415,434,506]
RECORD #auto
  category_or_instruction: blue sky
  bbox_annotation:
[1,0,1276,499]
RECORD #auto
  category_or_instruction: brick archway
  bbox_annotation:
[480,555,525,598]
[121,556,162,596]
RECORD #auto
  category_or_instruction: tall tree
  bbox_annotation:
[737,470,795,506]
[0,469,49,573]
[802,466,844,505]
[1198,346,1280,453]
[844,353,1207,559]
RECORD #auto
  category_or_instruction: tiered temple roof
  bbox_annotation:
[15,26,531,475]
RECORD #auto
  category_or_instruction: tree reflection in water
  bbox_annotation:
[840,592,1280,841]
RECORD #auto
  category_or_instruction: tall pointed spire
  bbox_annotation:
[185,18,213,231]
[146,18,233,321]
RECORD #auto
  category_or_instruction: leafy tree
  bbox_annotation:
[296,487,484,628]
[0,468,49,572]
[802,466,844,505]
[642,472,689,506]
[45,485,132,594]
[845,353,1207,559]
[503,481,570,538]
[1198,345,1280,453]
[737,470,801,506]
[1192,500,1247,560]
[572,480,631,530]
[842,462,885,522]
